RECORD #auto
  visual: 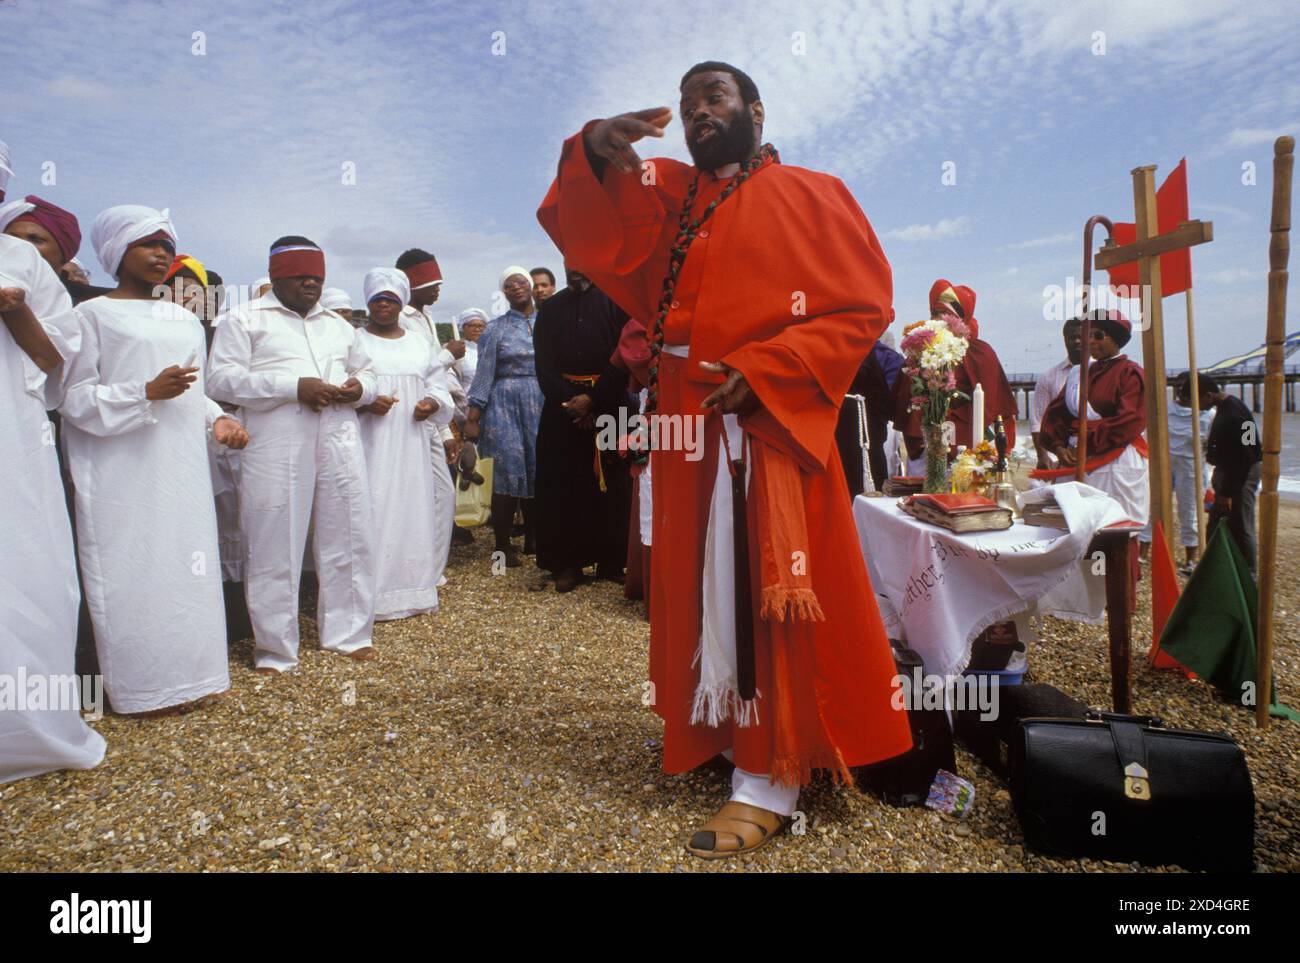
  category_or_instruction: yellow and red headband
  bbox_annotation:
[164,253,208,287]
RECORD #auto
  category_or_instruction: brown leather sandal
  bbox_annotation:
[685,801,787,859]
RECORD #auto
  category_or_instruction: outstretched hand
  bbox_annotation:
[699,361,761,415]
[584,107,673,175]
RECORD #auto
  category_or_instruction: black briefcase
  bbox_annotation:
[855,641,955,807]
[1008,712,1255,872]
[954,683,1090,779]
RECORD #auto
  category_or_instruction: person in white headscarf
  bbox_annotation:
[355,268,454,618]
[58,206,245,714]
[206,235,379,673]
[454,307,489,390]
[0,232,107,781]
[320,286,354,323]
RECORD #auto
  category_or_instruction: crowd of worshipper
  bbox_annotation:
[0,130,1261,746]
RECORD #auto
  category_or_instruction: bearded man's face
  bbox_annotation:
[680,71,761,170]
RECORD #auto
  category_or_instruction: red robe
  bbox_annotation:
[538,129,913,783]
[1039,354,1146,457]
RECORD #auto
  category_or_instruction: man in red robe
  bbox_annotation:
[538,61,912,858]
[893,279,1018,459]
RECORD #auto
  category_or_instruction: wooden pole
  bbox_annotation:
[1257,134,1293,729]
[1185,288,1207,554]
[1133,167,1175,555]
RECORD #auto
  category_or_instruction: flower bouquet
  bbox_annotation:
[899,318,970,493]
[950,440,998,495]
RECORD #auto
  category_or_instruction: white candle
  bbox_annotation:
[972,382,985,447]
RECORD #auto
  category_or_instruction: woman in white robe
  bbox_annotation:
[0,234,106,782]
[356,269,453,619]
[59,206,246,714]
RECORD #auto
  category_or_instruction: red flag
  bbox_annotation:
[1107,158,1192,297]
[1147,521,1195,676]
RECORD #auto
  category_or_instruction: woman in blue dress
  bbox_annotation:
[465,266,543,566]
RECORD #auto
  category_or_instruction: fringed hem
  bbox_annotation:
[769,746,853,789]
[759,586,825,623]
[689,682,761,729]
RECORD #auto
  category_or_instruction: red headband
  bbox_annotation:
[402,258,442,289]
[269,246,325,280]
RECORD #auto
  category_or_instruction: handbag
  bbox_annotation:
[1008,711,1255,871]
[454,455,493,528]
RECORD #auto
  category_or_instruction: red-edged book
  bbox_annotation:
[884,475,924,496]
[901,492,1013,532]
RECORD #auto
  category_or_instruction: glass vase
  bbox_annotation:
[924,422,948,494]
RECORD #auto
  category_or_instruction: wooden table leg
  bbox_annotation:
[1102,532,1134,713]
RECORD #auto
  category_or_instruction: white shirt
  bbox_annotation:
[399,305,461,443]
[0,234,80,408]
[1168,400,1212,461]
[399,304,458,370]
[206,291,377,411]
[1031,359,1075,433]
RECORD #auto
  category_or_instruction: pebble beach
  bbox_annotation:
[3,504,1297,873]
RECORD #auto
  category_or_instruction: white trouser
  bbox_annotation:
[722,750,800,816]
[239,402,376,671]
[430,452,456,593]
[1139,453,1198,547]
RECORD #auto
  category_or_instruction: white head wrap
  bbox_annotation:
[363,267,410,306]
[0,140,12,195]
[320,287,353,311]
[0,197,35,233]
[89,204,177,278]
[456,308,490,326]
[499,265,532,289]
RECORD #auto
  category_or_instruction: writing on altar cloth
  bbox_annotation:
[900,530,1066,616]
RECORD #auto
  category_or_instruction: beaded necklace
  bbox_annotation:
[642,143,779,419]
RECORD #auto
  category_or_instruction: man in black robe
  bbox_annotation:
[532,269,633,592]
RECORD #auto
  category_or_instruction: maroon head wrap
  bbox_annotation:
[10,195,82,262]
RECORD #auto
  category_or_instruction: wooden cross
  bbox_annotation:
[1093,167,1213,552]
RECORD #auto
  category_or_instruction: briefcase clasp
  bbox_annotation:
[1124,762,1151,801]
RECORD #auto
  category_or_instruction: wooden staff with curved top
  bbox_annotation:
[1077,216,1115,481]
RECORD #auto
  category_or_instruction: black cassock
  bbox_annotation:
[532,283,633,575]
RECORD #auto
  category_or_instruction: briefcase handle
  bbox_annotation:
[1086,710,1165,729]
[1086,713,1156,802]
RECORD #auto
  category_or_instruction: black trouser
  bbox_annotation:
[1210,462,1262,578]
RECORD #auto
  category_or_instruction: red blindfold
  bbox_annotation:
[269,246,326,280]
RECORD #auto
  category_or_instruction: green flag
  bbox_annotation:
[1159,525,1297,721]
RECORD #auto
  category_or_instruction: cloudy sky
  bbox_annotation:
[3,0,1296,371]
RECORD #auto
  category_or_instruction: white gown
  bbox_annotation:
[59,296,231,714]
[0,235,106,781]
[398,305,458,582]
[357,329,454,619]
[206,291,378,671]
